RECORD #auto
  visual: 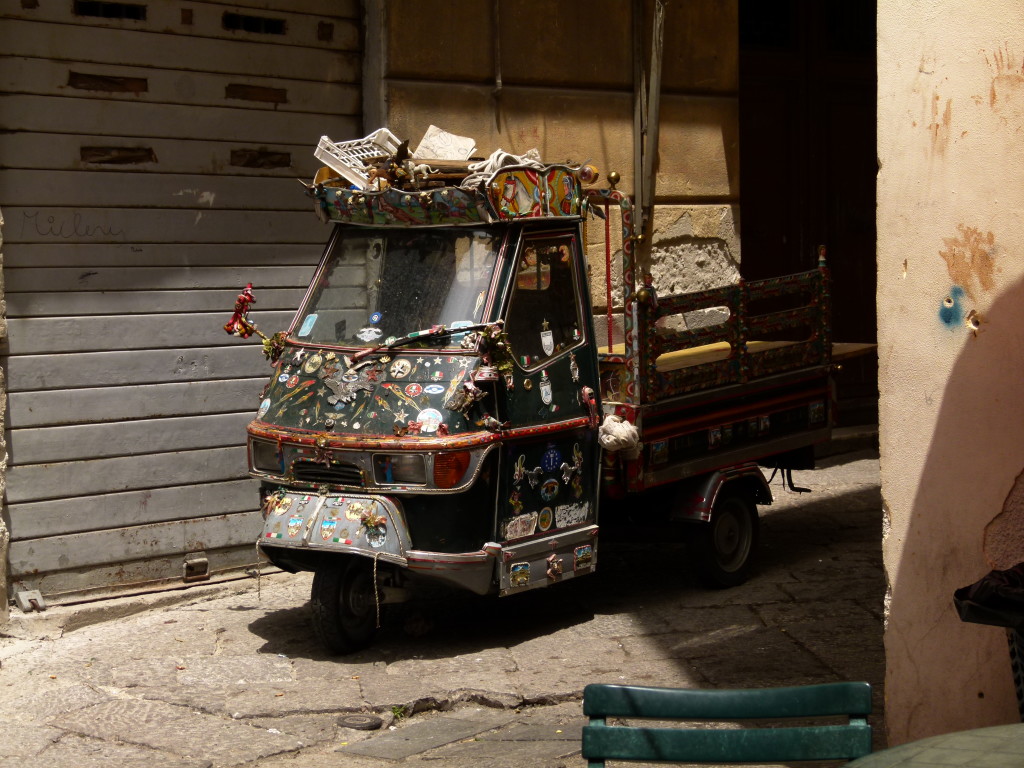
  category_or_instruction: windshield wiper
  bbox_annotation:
[351,321,501,362]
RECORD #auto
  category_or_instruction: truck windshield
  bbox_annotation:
[293,226,503,348]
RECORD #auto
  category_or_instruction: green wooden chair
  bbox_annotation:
[582,681,872,766]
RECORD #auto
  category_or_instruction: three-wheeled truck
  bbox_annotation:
[234,144,854,653]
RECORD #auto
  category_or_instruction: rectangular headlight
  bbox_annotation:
[251,439,282,474]
[373,453,426,485]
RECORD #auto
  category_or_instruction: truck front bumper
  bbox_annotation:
[259,491,410,567]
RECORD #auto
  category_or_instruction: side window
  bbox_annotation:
[504,235,582,368]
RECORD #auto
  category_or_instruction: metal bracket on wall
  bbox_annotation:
[183,552,210,583]
[14,589,46,613]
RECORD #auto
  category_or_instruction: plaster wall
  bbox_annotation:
[369,0,739,308]
[878,0,1024,743]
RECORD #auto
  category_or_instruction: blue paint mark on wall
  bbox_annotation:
[939,285,965,328]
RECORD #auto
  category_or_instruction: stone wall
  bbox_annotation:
[367,0,740,309]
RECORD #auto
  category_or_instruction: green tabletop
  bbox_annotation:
[846,723,1024,767]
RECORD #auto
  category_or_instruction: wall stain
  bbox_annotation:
[927,90,953,155]
[984,46,1024,120]
[938,285,965,329]
[939,224,997,302]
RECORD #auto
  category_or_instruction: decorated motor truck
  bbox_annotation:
[233,146,845,654]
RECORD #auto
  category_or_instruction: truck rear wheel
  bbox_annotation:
[693,493,759,589]
[310,557,380,654]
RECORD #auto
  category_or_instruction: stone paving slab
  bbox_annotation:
[429,737,581,764]
[0,734,212,768]
[5,681,111,721]
[53,698,304,766]
[176,655,294,687]
[337,713,514,760]
[0,721,62,760]
[248,712,342,747]
[684,626,838,687]
[477,720,585,741]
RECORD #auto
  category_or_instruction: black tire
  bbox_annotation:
[693,493,759,589]
[310,557,380,654]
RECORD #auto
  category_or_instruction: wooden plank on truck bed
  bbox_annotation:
[832,342,877,362]
[599,340,809,373]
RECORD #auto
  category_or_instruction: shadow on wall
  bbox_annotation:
[886,272,1024,743]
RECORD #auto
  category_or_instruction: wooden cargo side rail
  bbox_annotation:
[636,256,831,404]
[584,187,831,406]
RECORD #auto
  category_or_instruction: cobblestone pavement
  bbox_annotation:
[0,448,884,767]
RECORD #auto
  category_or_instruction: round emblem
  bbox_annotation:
[257,398,271,418]
[538,507,553,531]
[405,383,423,397]
[540,478,560,502]
[303,353,323,374]
[278,373,288,382]
[541,445,562,472]
[286,375,299,389]
[415,408,444,433]
[390,359,412,379]
[341,371,359,383]
[370,311,382,324]
[423,384,445,395]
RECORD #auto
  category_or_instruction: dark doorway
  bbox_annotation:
[739,1,877,422]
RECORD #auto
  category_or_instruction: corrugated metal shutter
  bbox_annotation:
[0,0,361,603]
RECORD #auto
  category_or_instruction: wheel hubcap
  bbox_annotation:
[713,505,751,571]
[343,570,374,618]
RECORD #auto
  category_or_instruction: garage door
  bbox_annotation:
[0,0,362,603]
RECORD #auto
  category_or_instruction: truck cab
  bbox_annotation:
[248,165,604,652]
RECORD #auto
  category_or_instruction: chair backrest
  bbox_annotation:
[581,682,872,766]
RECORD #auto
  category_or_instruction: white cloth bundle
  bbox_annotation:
[599,415,641,460]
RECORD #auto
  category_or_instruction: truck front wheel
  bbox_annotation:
[692,493,759,589]
[310,557,380,654]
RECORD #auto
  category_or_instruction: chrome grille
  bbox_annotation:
[290,460,364,487]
